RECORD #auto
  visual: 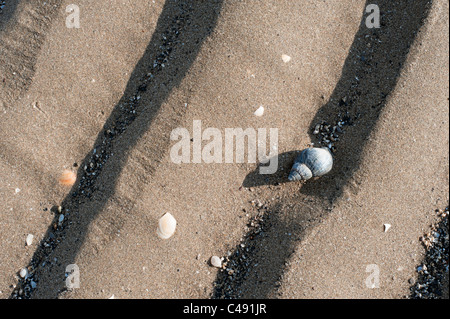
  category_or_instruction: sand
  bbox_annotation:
[0,0,448,299]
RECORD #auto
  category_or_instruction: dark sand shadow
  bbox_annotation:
[0,0,20,30]
[11,0,224,299]
[213,0,433,299]
[410,209,449,299]
[242,151,301,188]
[0,0,63,105]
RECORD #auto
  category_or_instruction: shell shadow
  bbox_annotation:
[242,151,299,188]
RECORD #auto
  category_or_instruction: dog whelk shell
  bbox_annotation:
[157,213,177,239]
[288,147,333,181]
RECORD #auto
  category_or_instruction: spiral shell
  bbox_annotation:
[288,147,333,181]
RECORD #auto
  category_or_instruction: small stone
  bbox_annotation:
[58,214,65,224]
[19,268,28,279]
[26,234,34,246]
[255,199,263,209]
[384,224,392,232]
[313,124,321,135]
[210,256,222,268]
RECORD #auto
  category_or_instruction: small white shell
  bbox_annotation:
[384,224,392,233]
[254,106,265,117]
[26,234,34,246]
[157,213,177,239]
[281,54,292,63]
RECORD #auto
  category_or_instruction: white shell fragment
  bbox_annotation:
[384,224,392,233]
[210,256,222,268]
[157,213,177,239]
[254,106,265,117]
[26,234,34,246]
[281,54,292,63]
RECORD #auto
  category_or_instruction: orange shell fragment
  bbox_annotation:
[59,170,76,186]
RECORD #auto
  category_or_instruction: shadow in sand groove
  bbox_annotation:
[0,0,20,29]
[0,0,63,105]
[10,0,224,299]
[213,0,433,299]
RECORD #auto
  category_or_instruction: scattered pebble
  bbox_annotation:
[210,256,222,268]
[411,207,449,299]
[19,268,28,279]
[384,224,392,233]
[213,204,268,299]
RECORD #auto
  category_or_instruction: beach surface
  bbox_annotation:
[0,0,448,299]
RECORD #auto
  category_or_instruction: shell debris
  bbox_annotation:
[157,213,177,239]
[26,234,34,246]
[254,106,265,117]
[282,54,292,63]
[59,169,76,186]
[384,224,392,232]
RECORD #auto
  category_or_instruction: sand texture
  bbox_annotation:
[1,0,448,299]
